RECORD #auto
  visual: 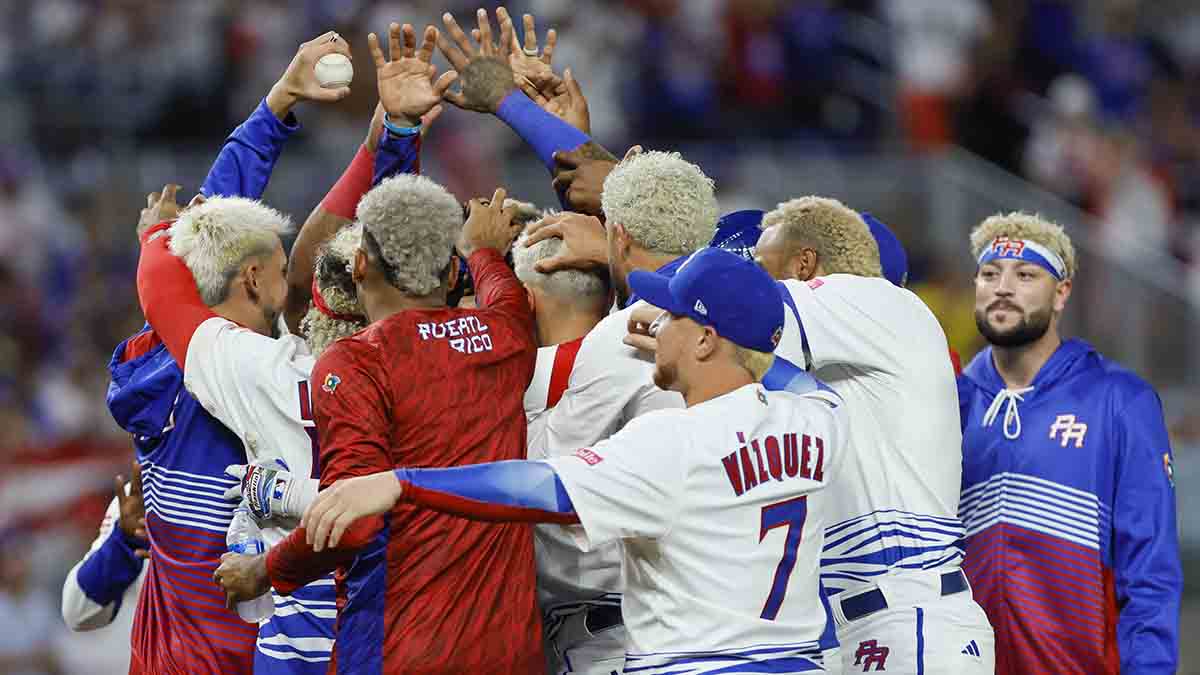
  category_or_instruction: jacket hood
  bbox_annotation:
[106,327,185,440]
[962,338,1096,399]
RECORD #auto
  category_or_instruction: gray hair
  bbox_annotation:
[301,224,367,356]
[512,229,607,302]
[601,151,717,257]
[356,174,462,295]
[168,196,291,306]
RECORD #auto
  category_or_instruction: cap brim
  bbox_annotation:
[628,270,683,315]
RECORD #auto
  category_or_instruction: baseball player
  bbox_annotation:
[755,196,994,673]
[134,24,450,673]
[958,213,1181,674]
[303,248,845,674]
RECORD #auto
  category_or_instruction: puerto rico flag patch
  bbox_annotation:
[322,373,341,394]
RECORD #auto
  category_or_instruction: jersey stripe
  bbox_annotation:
[546,336,584,409]
[819,509,964,595]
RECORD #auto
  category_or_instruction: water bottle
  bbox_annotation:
[227,503,275,623]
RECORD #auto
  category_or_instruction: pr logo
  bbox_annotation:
[853,640,889,671]
[1049,414,1087,448]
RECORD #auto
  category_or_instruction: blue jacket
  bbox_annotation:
[957,338,1180,675]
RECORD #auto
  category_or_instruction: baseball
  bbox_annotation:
[314,53,353,89]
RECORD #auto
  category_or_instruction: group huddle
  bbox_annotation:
[60,7,1181,675]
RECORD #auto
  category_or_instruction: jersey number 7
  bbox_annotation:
[759,495,808,620]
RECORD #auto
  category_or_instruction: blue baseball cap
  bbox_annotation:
[862,212,908,287]
[628,248,785,353]
[710,209,764,261]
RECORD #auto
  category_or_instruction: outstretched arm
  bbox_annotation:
[302,460,578,551]
[201,31,353,199]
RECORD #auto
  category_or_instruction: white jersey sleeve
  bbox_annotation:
[61,496,144,631]
[777,275,916,372]
[184,317,317,471]
[533,305,683,457]
[549,410,688,549]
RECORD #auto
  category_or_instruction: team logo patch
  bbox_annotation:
[574,448,604,466]
[322,373,341,394]
[853,640,889,671]
[991,236,1026,256]
[1164,453,1175,488]
[1049,414,1087,448]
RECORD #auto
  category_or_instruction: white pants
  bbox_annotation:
[547,608,627,675]
[832,570,994,674]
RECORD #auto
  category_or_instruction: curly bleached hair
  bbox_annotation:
[301,224,368,356]
[601,151,717,256]
[513,229,607,302]
[761,196,882,278]
[357,174,462,296]
[970,212,1077,279]
[169,196,292,306]
[505,198,545,228]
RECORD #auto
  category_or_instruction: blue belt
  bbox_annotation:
[840,570,968,622]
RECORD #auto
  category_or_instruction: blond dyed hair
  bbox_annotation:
[357,174,462,295]
[761,196,882,278]
[168,196,291,306]
[301,224,367,356]
[733,345,776,382]
[513,229,607,302]
[601,151,717,256]
[970,212,1077,279]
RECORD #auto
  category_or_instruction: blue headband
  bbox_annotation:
[977,237,1066,280]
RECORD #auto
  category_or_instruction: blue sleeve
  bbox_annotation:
[395,460,576,522]
[373,131,421,185]
[495,91,591,174]
[200,98,300,199]
[75,526,146,611]
[763,356,833,396]
[1112,388,1181,674]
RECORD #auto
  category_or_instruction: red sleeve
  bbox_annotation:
[265,340,395,594]
[469,249,533,323]
[136,222,218,369]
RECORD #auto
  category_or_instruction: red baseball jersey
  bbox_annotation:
[267,249,542,674]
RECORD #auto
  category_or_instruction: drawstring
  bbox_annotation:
[981,387,1034,440]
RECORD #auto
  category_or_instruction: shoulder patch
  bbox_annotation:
[1164,452,1175,488]
[574,448,604,466]
[322,373,341,394]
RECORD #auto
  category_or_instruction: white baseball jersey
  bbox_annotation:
[525,305,683,617]
[775,275,965,596]
[184,316,334,665]
[549,383,845,674]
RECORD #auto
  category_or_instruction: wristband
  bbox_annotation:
[383,114,421,137]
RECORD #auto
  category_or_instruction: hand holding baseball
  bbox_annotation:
[371,23,458,126]
[266,31,354,119]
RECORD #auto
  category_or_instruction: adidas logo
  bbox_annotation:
[961,640,981,658]
[694,299,708,316]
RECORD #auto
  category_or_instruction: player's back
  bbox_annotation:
[107,331,257,675]
[567,384,844,673]
[322,304,541,672]
[776,275,965,595]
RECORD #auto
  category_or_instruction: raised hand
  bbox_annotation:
[267,31,354,117]
[498,9,559,93]
[370,23,458,126]
[437,9,518,113]
[114,460,149,558]
[550,144,632,216]
[457,187,523,257]
[138,184,181,237]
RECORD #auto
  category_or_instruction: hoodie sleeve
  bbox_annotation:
[1111,386,1181,674]
[61,496,145,630]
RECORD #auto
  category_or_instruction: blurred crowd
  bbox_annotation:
[1,0,1198,672]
